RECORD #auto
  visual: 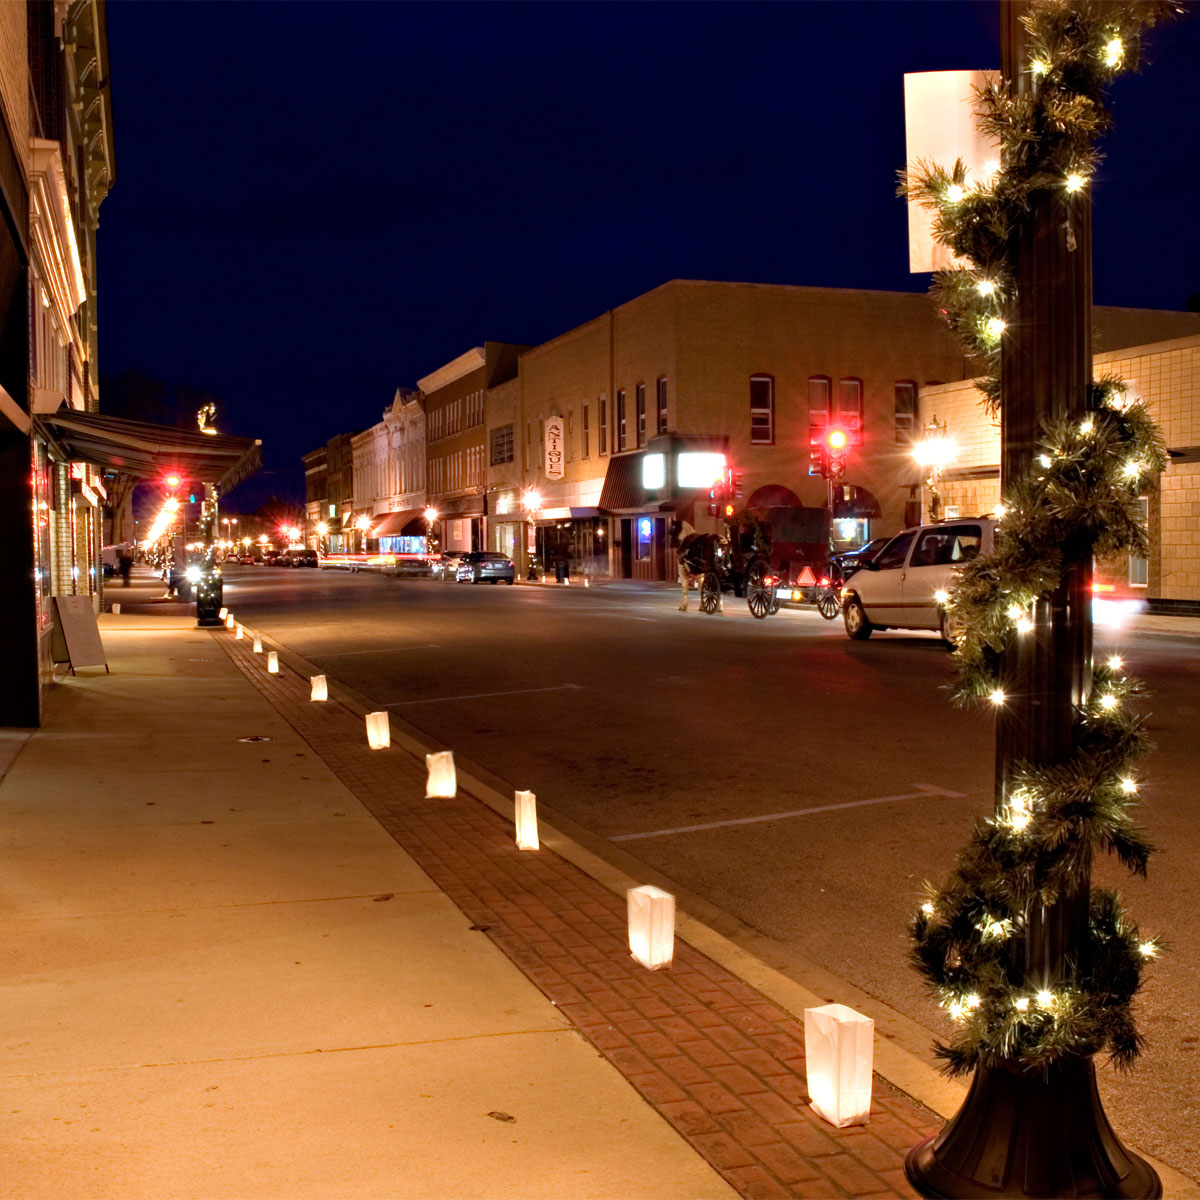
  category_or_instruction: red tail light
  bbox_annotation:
[818,577,830,588]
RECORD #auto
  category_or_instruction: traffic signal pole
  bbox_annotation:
[905,5,1159,1196]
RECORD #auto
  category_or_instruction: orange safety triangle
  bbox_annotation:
[797,566,817,586]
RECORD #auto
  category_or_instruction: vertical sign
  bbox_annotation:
[544,415,565,481]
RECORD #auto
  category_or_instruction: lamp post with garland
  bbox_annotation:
[902,3,1177,1196]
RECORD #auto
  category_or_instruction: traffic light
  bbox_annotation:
[809,429,828,478]
[164,472,182,491]
[826,426,849,480]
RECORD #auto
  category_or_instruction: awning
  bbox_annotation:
[39,407,262,493]
[833,483,881,520]
[435,495,485,520]
[370,508,424,537]
[598,452,650,511]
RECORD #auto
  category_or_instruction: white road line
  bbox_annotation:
[386,684,584,707]
[609,784,966,842]
[312,645,441,658]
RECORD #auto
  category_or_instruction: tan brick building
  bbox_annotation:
[918,324,1200,612]
[496,280,973,581]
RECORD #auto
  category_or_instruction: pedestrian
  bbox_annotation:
[118,543,133,586]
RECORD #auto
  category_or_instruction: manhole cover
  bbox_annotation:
[237,735,273,743]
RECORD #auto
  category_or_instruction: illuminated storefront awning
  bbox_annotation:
[370,508,424,537]
[39,408,262,493]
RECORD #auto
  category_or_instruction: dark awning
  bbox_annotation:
[833,483,881,519]
[598,452,650,511]
[39,408,262,493]
[370,509,424,537]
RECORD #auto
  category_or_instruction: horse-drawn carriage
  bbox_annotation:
[679,505,834,619]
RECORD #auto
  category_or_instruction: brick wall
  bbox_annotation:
[0,4,29,176]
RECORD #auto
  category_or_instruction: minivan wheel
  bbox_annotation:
[941,608,965,649]
[844,596,873,640]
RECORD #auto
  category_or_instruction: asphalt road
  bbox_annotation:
[220,565,1200,1179]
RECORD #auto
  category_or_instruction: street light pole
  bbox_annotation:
[905,4,1159,1196]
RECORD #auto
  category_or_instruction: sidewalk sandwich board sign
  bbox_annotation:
[52,595,109,674]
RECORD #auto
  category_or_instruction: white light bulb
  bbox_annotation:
[1065,172,1086,193]
[984,316,1006,340]
[995,503,1008,519]
[1016,616,1035,635]
[990,688,1006,706]
[1098,693,1118,711]
[934,589,950,605]
[976,279,997,297]
[1036,989,1055,1009]
[1108,655,1124,672]
[1103,37,1123,68]
[945,183,965,204]
[1120,777,1138,795]
[1014,996,1030,1012]
[1031,57,1050,76]
[1038,454,1052,468]
[1139,941,1157,958]
[921,902,935,916]
[1007,604,1023,621]
[967,993,982,1010]
[1010,810,1031,832]
[1122,459,1141,479]
[1080,417,1094,435]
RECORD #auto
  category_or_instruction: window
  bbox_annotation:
[617,389,627,452]
[838,378,863,441]
[894,381,917,445]
[875,531,915,571]
[750,374,774,445]
[1130,496,1149,587]
[582,404,590,459]
[636,384,646,448]
[490,424,514,466]
[808,376,831,428]
[599,398,608,455]
[910,525,982,568]
[656,377,668,434]
[636,516,653,561]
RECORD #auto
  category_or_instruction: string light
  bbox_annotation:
[1080,417,1094,434]
[989,688,1006,706]
[1038,453,1053,468]
[1122,459,1142,479]
[1103,36,1124,68]
[1138,941,1158,959]
[1036,989,1055,1010]
[1013,996,1030,1012]
[1107,654,1123,671]
[921,902,935,916]
[1016,615,1035,635]
[976,278,997,297]
[984,316,1007,340]
[1065,172,1087,193]
[1098,693,1118,712]
[1031,57,1050,76]
[1120,777,1138,795]
[934,589,950,605]
[945,183,966,204]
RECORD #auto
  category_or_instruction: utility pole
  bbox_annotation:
[905,4,1160,1196]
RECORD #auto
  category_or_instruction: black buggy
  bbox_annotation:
[679,505,834,619]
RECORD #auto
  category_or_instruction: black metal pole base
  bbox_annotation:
[905,1057,1160,1199]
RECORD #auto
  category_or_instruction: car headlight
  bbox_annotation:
[185,566,202,583]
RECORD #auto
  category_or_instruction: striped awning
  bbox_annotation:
[370,509,424,537]
[39,407,262,493]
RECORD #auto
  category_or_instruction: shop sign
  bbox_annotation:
[545,415,565,480]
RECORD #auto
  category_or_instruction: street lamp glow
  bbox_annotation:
[913,434,956,471]
[424,506,439,524]
[316,521,328,536]
[522,489,542,513]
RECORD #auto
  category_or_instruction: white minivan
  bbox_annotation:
[841,517,997,642]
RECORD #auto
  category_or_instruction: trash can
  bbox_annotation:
[555,560,569,583]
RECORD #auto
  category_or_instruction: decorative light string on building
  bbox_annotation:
[901,0,1176,1076]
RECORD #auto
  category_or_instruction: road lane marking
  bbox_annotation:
[312,645,441,658]
[609,784,966,841]
[386,684,584,707]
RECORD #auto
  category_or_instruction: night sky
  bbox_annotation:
[99,2,1200,510]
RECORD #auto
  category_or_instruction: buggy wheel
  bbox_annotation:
[746,560,775,619]
[816,588,841,620]
[768,594,781,616]
[699,572,721,614]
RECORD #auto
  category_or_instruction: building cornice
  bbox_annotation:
[418,347,485,395]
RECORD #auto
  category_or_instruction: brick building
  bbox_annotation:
[920,324,1200,613]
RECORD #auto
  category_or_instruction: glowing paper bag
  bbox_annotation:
[365,711,390,749]
[266,651,279,674]
[310,675,328,702]
[627,885,674,970]
[804,1003,874,1128]
[426,751,456,798]
[515,790,539,850]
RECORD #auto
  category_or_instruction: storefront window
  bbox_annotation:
[636,516,653,560]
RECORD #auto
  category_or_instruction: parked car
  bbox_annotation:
[263,550,283,566]
[283,547,318,567]
[455,551,516,584]
[840,518,997,643]
[430,552,466,581]
[237,551,261,565]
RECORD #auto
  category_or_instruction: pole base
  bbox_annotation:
[905,1057,1160,1199]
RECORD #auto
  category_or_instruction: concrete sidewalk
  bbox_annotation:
[9,577,1196,1198]
[0,615,731,1199]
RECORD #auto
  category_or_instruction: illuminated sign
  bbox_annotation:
[641,453,666,489]
[677,451,725,489]
[544,415,565,480]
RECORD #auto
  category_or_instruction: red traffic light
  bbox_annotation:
[826,427,848,452]
[164,472,182,489]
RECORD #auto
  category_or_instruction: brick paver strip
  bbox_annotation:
[216,634,939,1197]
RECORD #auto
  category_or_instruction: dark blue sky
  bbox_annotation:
[99,2,1200,507]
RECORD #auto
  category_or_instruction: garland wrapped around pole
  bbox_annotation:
[899,2,1181,1196]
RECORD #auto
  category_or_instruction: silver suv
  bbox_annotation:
[841,518,997,643]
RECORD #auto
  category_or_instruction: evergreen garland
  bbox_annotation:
[901,0,1178,1076]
